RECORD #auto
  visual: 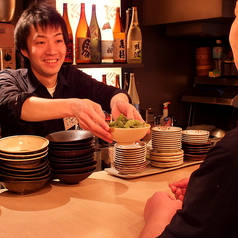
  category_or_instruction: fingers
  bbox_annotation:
[79,115,112,143]
[111,102,144,122]
[74,99,112,142]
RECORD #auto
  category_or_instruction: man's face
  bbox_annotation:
[21,25,66,84]
[230,2,238,69]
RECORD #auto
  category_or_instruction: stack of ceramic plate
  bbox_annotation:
[183,141,212,161]
[0,135,51,194]
[149,126,183,168]
[113,141,147,174]
[149,149,184,168]
[46,130,97,184]
[182,130,210,144]
[151,126,182,152]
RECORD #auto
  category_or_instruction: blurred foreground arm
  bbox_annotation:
[139,191,182,238]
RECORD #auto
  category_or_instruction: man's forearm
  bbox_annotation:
[20,96,75,121]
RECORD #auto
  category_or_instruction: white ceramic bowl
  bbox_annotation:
[0,135,49,155]
[109,124,151,145]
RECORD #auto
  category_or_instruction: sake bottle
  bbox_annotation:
[90,4,101,63]
[62,3,73,64]
[123,72,129,91]
[125,8,132,38]
[127,7,142,64]
[76,3,91,63]
[113,7,126,63]
[102,74,107,84]
[115,74,120,88]
[101,5,114,64]
[128,73,140,111]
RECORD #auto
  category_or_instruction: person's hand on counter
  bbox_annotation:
[139,191,182,238]
[169,177,189,202]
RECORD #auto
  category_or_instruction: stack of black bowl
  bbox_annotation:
[0,135,51,194]
[46,130,97,184]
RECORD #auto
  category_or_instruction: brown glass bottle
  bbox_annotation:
[115,74,120,88]
[76,3,91,63]
[62,3,73,64]
[113,7,126,63]
[90,4,101,63]
[102,74,107,84]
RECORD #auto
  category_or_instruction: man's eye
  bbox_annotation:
[56,39,63,43]
[36,41,45,45]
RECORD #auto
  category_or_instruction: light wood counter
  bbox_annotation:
[0,164,200,238]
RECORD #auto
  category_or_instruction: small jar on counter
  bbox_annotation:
[222,61,238,76]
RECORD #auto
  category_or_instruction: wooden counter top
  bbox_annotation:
[0,164,200,238]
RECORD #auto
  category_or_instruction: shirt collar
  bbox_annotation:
[26,67,69,94]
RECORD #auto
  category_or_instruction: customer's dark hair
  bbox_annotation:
[14,1,69,53]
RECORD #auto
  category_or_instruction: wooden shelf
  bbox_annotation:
[194,76,238,86]
[72,63,144,69]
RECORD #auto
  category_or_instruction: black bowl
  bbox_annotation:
[49,157,95,170]
[49,147,95,158]
[49,153,94,163]
[51,160,97,174]
[48,142,94,151]
[51,168,96,184]
[46,130,94,144]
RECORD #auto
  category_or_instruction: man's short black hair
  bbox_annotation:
[14,1,69,54]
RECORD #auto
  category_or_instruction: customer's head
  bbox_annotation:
[14,1,69,54]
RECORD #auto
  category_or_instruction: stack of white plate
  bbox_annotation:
[149,149,184,168]
[149,126,183,168]
[182,130,210,144]
[113,141,147,174]
[151,126,182,152]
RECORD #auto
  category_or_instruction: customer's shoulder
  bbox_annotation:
[215,126,238,148]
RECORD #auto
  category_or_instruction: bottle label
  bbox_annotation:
[101,40,113,60]
[129,40,142,60]
[76,37,91,62]
[213,46,223,59]
[114,38,126,61]
[64,35,73,63]
[91,24,100,39]
[102,22,111,30]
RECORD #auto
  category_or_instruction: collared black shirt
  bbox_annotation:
[0,65,128,137]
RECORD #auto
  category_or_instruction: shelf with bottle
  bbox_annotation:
[72,63,143,68]
[58,2,143,68]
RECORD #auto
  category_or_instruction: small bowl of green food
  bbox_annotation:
[109,114,150,145]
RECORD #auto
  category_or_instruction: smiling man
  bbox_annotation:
[0,2,143,142]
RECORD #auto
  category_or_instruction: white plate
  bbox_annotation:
[152,126,182,132]
[182,130,209,136]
